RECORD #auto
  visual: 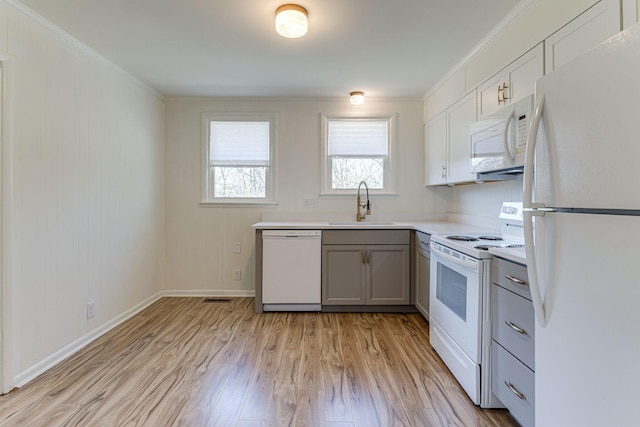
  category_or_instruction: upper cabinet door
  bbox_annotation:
[545,0,621,74]
[506,43,543,106]
[478,71,505,119]
[447,91,477,184]
[424,112,447,186]
[622,0,640,28]
[478,44,543,119]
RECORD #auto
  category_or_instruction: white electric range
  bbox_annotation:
[430,224,524,259]
[428,202,524,408]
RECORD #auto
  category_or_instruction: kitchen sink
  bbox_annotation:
[328,221,395,225]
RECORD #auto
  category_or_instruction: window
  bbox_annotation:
[321,114,396,194]
[202,113,277,204]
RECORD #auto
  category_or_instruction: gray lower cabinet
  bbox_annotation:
[367,245,410,304]
[323,245,366,304]
[491,257,534,427]
[322,230,410,306]
[414,231,430,319]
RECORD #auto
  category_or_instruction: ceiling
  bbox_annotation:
[16,0,522,98]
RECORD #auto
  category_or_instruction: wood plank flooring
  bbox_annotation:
[0,298,517,426]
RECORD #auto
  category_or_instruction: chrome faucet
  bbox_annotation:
[356,181,371,222]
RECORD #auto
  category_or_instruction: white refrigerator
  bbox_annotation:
[523,22,640,426]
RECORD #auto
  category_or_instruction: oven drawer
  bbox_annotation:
[491,257,530,300]
[492,343,535,427]
[491,283,535,370]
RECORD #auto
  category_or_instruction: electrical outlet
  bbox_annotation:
[233,242,241,254]
[87,301,96,319]
[233,269,242,281]
[303,198,316,208]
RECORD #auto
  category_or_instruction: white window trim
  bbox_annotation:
[320,113,398,196]
[200,112,278,206]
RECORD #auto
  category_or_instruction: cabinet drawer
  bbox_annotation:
[491,257,530,300]
[322,230,410,245]
[492,343,535,427]
[491,284,535,370]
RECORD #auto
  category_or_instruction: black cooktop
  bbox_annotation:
[447,236,479,242]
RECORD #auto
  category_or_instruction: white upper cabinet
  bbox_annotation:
[622,0,639,29]
[545,0,621,74]
[424,111,447,186]
[425,91,477,186]
[477,43,543,119]
[447,91,477,184]
[423,68,466,124]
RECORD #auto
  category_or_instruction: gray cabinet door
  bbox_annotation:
[366,245,410,305]
[322,245,365,305]
[415,250,430,318]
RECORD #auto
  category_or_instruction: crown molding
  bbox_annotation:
[165,95,423,103]
[423,0,536,100]
[4,0,164,100]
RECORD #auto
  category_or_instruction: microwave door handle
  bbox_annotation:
[523,94,548,328]
[503,110,516,164]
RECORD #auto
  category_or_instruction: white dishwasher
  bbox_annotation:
[262,229,322,311]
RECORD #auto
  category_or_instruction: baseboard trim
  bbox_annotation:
[161,289,255,298]
[12,290,255,388]
[13,292,163,388]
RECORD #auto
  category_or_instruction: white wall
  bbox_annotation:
[164,97,439,294]
[449,178,523,218]
[1,2,165,388]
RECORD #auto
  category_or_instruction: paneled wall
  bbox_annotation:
[164,98,441,294]
[1,3,165,388]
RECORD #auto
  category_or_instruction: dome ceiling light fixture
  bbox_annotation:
[350,91,365,105]
[275,4,308,38]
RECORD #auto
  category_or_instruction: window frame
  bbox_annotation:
[201,112,278,206]
[320,113,397,196]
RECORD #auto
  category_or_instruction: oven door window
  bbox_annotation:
[436,263,467,321]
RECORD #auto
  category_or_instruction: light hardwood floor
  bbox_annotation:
[0,298,517,426]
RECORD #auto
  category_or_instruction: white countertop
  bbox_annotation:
[253,220,527,265]
[488,247,527,266]
[252,220,499,236]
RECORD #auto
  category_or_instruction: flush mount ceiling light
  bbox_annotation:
[275,4,308,38]
[350,91,365,105]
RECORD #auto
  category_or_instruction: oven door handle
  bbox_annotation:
[432,249,478,272]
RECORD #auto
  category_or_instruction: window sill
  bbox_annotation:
[200,200,278,208]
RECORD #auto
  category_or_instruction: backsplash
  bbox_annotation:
[449,176,523,219]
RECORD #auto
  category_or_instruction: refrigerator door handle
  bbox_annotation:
[523,94,548,327]
[523,94,544,211]
[524,211,547,327]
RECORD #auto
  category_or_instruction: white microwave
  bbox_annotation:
[470,95,533,173]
